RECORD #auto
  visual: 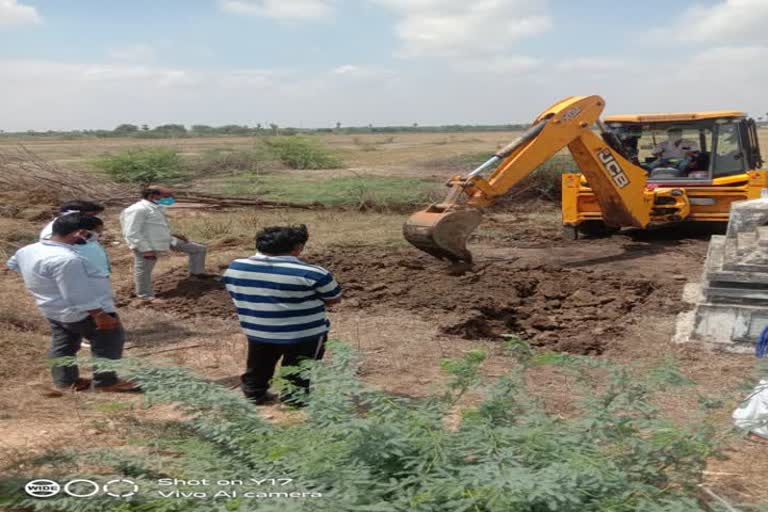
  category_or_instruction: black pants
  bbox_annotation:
[47,314,125,388]
[242,335,326,402]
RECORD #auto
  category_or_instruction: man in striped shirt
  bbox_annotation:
[223,225,342,405]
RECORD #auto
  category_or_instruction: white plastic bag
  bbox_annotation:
[733,379,768,439]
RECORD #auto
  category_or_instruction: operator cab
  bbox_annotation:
[605,112,763,185]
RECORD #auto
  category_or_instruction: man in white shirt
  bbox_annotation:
[650,128,700,171]
[7,214,137,393]
[120,186,211,300]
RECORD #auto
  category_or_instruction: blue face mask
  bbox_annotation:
[157,197,176,206]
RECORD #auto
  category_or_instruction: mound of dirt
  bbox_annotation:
[123,246,682,355]
[127,270,236,319]
[311,247,679,355]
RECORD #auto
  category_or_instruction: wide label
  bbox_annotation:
[598,149,630,188]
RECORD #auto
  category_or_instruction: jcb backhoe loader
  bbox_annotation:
[404,95,765,262]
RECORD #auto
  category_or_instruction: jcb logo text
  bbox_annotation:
[598,150,630,188]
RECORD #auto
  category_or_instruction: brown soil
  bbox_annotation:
[124,244,682,355]
[121,270,237,320]
[311,247,680,355]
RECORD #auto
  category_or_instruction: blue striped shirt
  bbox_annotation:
[223,254,342,344]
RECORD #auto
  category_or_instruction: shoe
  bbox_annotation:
[95,379,142,393]
[135,297,164,306]
[246,391,278,405]
[41,378,92,397]
[72,377,93,391]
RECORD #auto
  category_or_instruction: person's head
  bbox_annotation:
[667,128,683,143]
[58,200,104,216]
[141,186,176,206]
[87,217,105,238]
[256,225,309,256]
[50,213,102,245]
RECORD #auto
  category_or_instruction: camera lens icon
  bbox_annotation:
[24,480,61,498]
[24,478,138,499]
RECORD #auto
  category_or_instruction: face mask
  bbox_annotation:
[74,231,89,245]
[157,197,176,206]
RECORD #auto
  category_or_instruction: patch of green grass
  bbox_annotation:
[213,173,439,209]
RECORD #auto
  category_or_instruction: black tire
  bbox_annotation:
[577,220,619,238]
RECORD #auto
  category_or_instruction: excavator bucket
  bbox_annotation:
[403,207,482,262]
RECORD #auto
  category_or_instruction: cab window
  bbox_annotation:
[713,123,745,177]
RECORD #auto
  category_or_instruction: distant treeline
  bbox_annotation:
[0,122,530,139]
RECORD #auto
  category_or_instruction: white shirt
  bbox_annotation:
[120,199,173,252]
[6,240,116,323]
[653,138,700,159]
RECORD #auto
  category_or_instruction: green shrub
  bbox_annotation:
[264,136,343,170]
[94,148,183,184]
[192,145,277,175]
[1,342,731,511]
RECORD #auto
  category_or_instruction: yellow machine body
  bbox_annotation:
[404,95,765,261]
[562,111,767,232]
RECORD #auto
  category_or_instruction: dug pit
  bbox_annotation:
[126,246,682,355]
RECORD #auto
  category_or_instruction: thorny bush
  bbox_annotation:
[1,341,735,511]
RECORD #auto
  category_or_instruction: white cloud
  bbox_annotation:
[674,0,768,43]
[453,55,540,74]
[2,46,768,132]
[107,44,156,62]
[333,64,360,75]
[555,58,630,73]
[372,0,551,57]
[0,0,40,27]
[219,0,334,20]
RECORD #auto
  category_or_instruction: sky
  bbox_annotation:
[1,0,767,130]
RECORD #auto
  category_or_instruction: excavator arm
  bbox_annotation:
[403,95,652,262]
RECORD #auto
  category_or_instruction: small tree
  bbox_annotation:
[113,123,139,135]
[152,124,187,137]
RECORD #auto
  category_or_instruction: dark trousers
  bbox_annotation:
[242,335,326,402]
[47,314,125,388]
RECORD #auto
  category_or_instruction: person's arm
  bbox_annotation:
[313,272,342,305]
[121,207,154,257]
[54,258,119,329]
[683,140,700,155]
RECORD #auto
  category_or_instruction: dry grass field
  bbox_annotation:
[1,129,768,508]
